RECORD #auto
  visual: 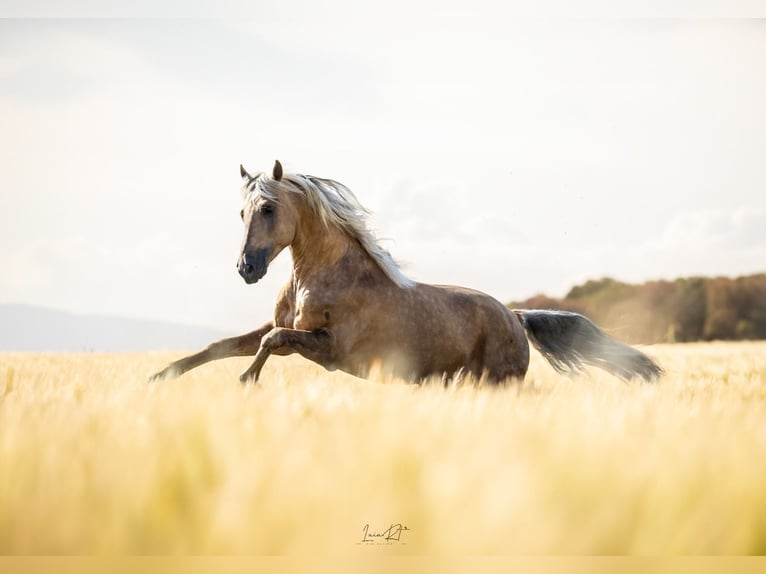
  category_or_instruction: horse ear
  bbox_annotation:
[273,160,283,181]
[240,164,251,180]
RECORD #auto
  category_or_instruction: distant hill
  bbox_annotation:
[0,304,229,352]
[509,273,766,344]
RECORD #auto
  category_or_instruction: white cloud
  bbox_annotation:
[648,207,766,251]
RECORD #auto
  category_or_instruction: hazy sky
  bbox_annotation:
[2,8,765,332]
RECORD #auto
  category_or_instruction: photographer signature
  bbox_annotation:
[360,523,411,544]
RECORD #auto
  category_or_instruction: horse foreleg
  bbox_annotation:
[239,327,336,384]
[150,322,274,381]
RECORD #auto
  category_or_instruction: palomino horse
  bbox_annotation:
[151,161,662,385]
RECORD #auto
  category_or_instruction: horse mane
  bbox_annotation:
[243,170,415,289]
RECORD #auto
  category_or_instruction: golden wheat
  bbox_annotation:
[1,342,765,554]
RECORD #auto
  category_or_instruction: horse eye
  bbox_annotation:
[240,209,245,221]
[261,204,274,216]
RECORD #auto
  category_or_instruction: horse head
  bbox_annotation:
[237,160,297,284]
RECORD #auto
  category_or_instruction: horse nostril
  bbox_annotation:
[238,251,268,283]
[238,260,254,277]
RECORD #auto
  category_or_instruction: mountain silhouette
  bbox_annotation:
[0,304,228,352]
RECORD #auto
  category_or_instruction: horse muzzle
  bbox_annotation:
[237,249,270,284]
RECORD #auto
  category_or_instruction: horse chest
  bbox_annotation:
[292,286,334,331]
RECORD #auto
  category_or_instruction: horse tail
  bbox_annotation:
[512,309,663,382]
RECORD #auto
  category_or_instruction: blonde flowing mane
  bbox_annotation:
[243,170,415,289]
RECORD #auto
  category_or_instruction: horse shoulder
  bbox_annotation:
[291,270,373,332]
[287,281,324,331]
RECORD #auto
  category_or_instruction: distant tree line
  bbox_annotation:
[508,273,766,344]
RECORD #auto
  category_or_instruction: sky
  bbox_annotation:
[1,6,765,333]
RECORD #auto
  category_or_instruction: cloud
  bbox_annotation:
[648,207,766,251]
[0,21,154,102]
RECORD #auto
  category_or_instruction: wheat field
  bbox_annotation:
[1,342,765,555]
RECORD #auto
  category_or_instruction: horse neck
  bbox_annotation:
[288,206,358,283]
